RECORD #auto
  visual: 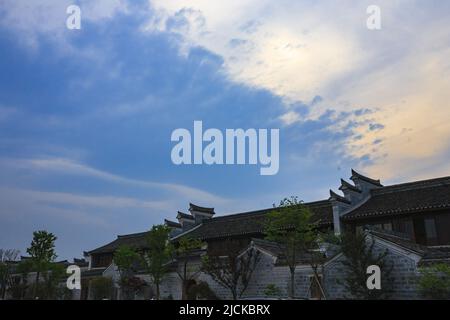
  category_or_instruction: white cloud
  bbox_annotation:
[0,186,167,211]
[0,157,231,206]
[144,0,450,180]
[2,0,449,181]
[0,0,128,49]
[279,111,301,126]
[145,0,367,103]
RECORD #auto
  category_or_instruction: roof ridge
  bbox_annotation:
[177,211,194,220]
[351,169,382,186]
[373,175,450,195]
[117,231,148,239]
[329,190,351,204]
[204,199,331,223]
[189,203,215,212]
[339,179,362,193]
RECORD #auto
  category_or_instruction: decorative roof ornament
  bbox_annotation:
[189,203,215,215]
[177,211,194,220]
[339,179,362,193]
[329,190,351,204]
[164,219,182,229]
[350,169,382,187]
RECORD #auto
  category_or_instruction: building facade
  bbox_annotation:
[83,170,450,299]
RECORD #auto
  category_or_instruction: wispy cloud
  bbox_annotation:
[0,0,128,50]
[0,157,231,205]
[144,0,450,180]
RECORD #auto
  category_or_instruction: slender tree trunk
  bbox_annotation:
[156,282,160,300]
[232,289,237,300]
[181,262,188,300]
[1,276,7,299]
[181,280,187,300]
[289,268,295,299]
[34,271,40,298]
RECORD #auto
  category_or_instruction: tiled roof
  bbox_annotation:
[342,176,450,221]
[421,246,450,266]
[165,219,182,229]
[351,169,383,186]
[189,203,215,214]
[251,238,326,265]
[177,211,194,220]
[368,228,450,265]
[81,268,107,278]
[179,200,333,241]
[339,179,362,193]
[88,232,149,254]
[329,190,351,204]
[368,228,427,254]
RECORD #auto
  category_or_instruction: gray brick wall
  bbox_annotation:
[143,239,423,300]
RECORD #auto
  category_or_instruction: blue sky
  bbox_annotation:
[0,0,449,260]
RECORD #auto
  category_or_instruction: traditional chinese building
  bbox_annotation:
[83,170,450,299]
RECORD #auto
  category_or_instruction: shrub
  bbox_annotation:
[419,264,450,299]
[264,284,282,298]
[90,277,114,300]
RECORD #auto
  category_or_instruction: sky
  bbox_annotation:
[0,0,449,260]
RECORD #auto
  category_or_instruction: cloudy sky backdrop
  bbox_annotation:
[0,0,449,259]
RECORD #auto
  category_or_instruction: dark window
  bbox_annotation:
[413,218,426,245]
[436,213,450,245]
[393,218,414,240]
[92,254,113,268]
[425,218,438,245]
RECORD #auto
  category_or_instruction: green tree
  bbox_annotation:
[90,277,114,300]
[0,249,20,299]
[339,231,392,299]
[264,197,318,299]
[170,237,204,300]
[143,225,171,300]
[186,281,219,300]
[26,230,57,298]
[419,263,450,299]
[264,284,282,298]
[201,239,260,300]
[8,259,33,300]
[39,263,66,300]
[114,245,141,299]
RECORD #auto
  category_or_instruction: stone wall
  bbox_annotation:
[155,253,321,300]
[323,239,422,300]
[105,236,423,300]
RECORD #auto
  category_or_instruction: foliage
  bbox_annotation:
[114,245,141,299]
[119,276,147,299]
[90,277,114,300]
[264,284,282,298]
[7,259,33,299]
[339,232,392,300]
[143,225,171,300]
[202,239,260,300]
[170,237,204,300]
[114,245,140,277]
[419,263,450,299]
[0,249,20,299]
[26,230,57,298]
[264,196,319,299]
[39,263,67,300]
[187,281,219,300]
[26,231,57,266]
